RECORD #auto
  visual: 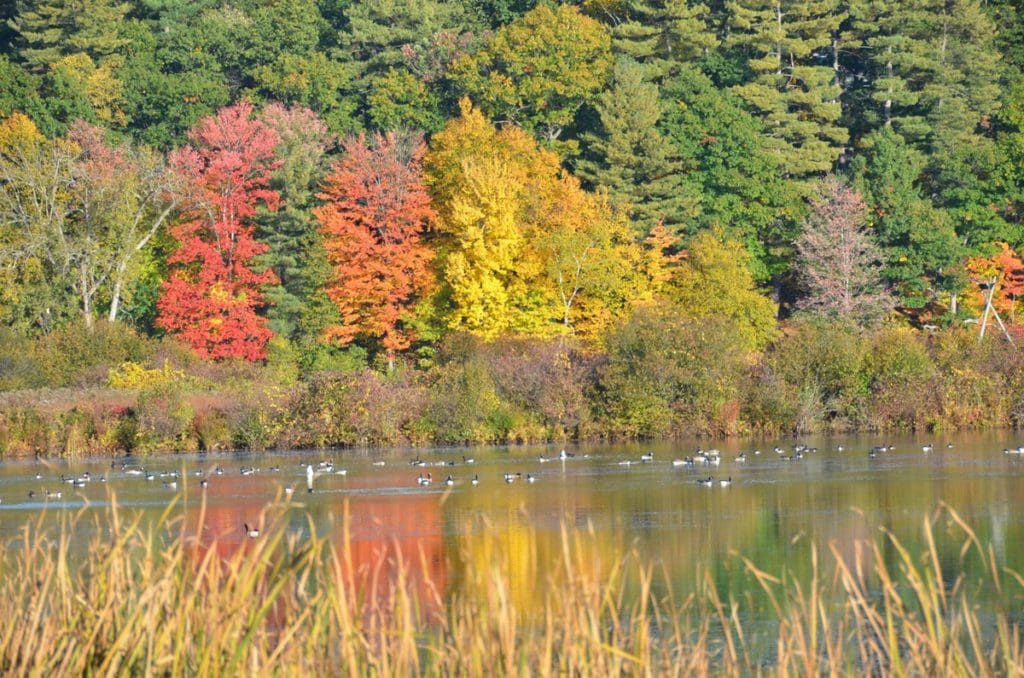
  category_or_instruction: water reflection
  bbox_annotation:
[1,430,1023,618]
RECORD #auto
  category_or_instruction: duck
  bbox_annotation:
[538,455,551,463]
[244,523,260,539]
[558,449,575,460]
[417,473,432,486]
[372,460,386,467]
[471,474,479,486]
[504,472,520,484]
[640,452,654,463]
[672,458,692,467]
[735,452,747,463]
[526,474,537,483]
[708,456,721,466]
[463,456,475,465]
[214,466,224,475]
[753,449,762,455]
[921,443,934,453]
[199,478,209,489]
[240,466,256,476]
[692,454,708,464]
[45,490,62,500]
[145,472,156,481]
[284,485,294,495]
[696,477,713,487]
[163,480,178,490]
[719,477,732,487]
[444,475,455,486]
[617,460,633,467]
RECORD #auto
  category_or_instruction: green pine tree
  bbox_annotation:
[8,0,68,71]
[726,0,848,177]
[575,58,693,235]
[606,0,718,80]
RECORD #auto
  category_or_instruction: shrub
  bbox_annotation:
[107,360,186,390]
[34,321,155,387]
[764,320,869,431]
[597,306,750,437]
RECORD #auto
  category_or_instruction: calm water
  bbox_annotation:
[3,430,1024,611]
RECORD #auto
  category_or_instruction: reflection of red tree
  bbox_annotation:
[181,484,447,622]
[337,495,447,622]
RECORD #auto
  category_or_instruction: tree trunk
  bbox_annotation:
[81,264,94,331]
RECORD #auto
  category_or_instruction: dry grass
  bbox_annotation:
[0,496,1021,676]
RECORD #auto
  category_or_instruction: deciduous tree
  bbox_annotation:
[795,177,892,325]
[316,131,436,367]
[157,102,280,361]
[449,5,613,148]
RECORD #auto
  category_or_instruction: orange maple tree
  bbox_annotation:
[965,242,1024,321]
[315,132,435,364]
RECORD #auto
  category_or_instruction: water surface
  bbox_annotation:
[3,430,1024,613]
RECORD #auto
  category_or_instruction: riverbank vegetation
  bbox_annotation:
[1,318,1023,456]
[4,0,1024,454]
[0,498,1020,675]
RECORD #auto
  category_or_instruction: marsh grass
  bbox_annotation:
[0,495,1021,676]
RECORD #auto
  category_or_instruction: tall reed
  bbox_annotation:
[0,495,1020,676]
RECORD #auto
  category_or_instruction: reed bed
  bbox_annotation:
[0,496,1021,677]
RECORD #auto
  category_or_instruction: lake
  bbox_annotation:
[3,429,1024,617]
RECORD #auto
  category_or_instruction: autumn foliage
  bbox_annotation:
[157,102,280,361]
[965,242,1024,320]
[316,132,435,359]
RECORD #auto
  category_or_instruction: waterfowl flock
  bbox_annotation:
[6,439,1017,542]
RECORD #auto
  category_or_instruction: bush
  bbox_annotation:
[763,320,869,431]
[34,321,155,387]
[597,306,750,437]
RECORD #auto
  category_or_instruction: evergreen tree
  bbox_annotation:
[255,104,335,341]
[8,0,67,71]
[575,58,691,235]
[852,128,962,311]
[726,0,848,177]
[848,0,1000,144]
[598,0,718,80]
[659,67,800,280]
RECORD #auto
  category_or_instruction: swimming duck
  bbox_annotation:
[463,456,475,464]
[199,479,209,489]
[372,460,386,467]
[696,477,713,487]
[444,475,455,486]
[471,474,479,486]
[526,474,537,483]
[640,452,654,463]
[719,477,732,487]
[244,523,260,539]
[921,444,934,453]
[417,473,432,486]
[735,452,747,463]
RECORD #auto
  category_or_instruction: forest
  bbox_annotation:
[2,0,1024,453]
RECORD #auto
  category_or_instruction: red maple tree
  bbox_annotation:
[315,132,435,365]
[157,102,281,360]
